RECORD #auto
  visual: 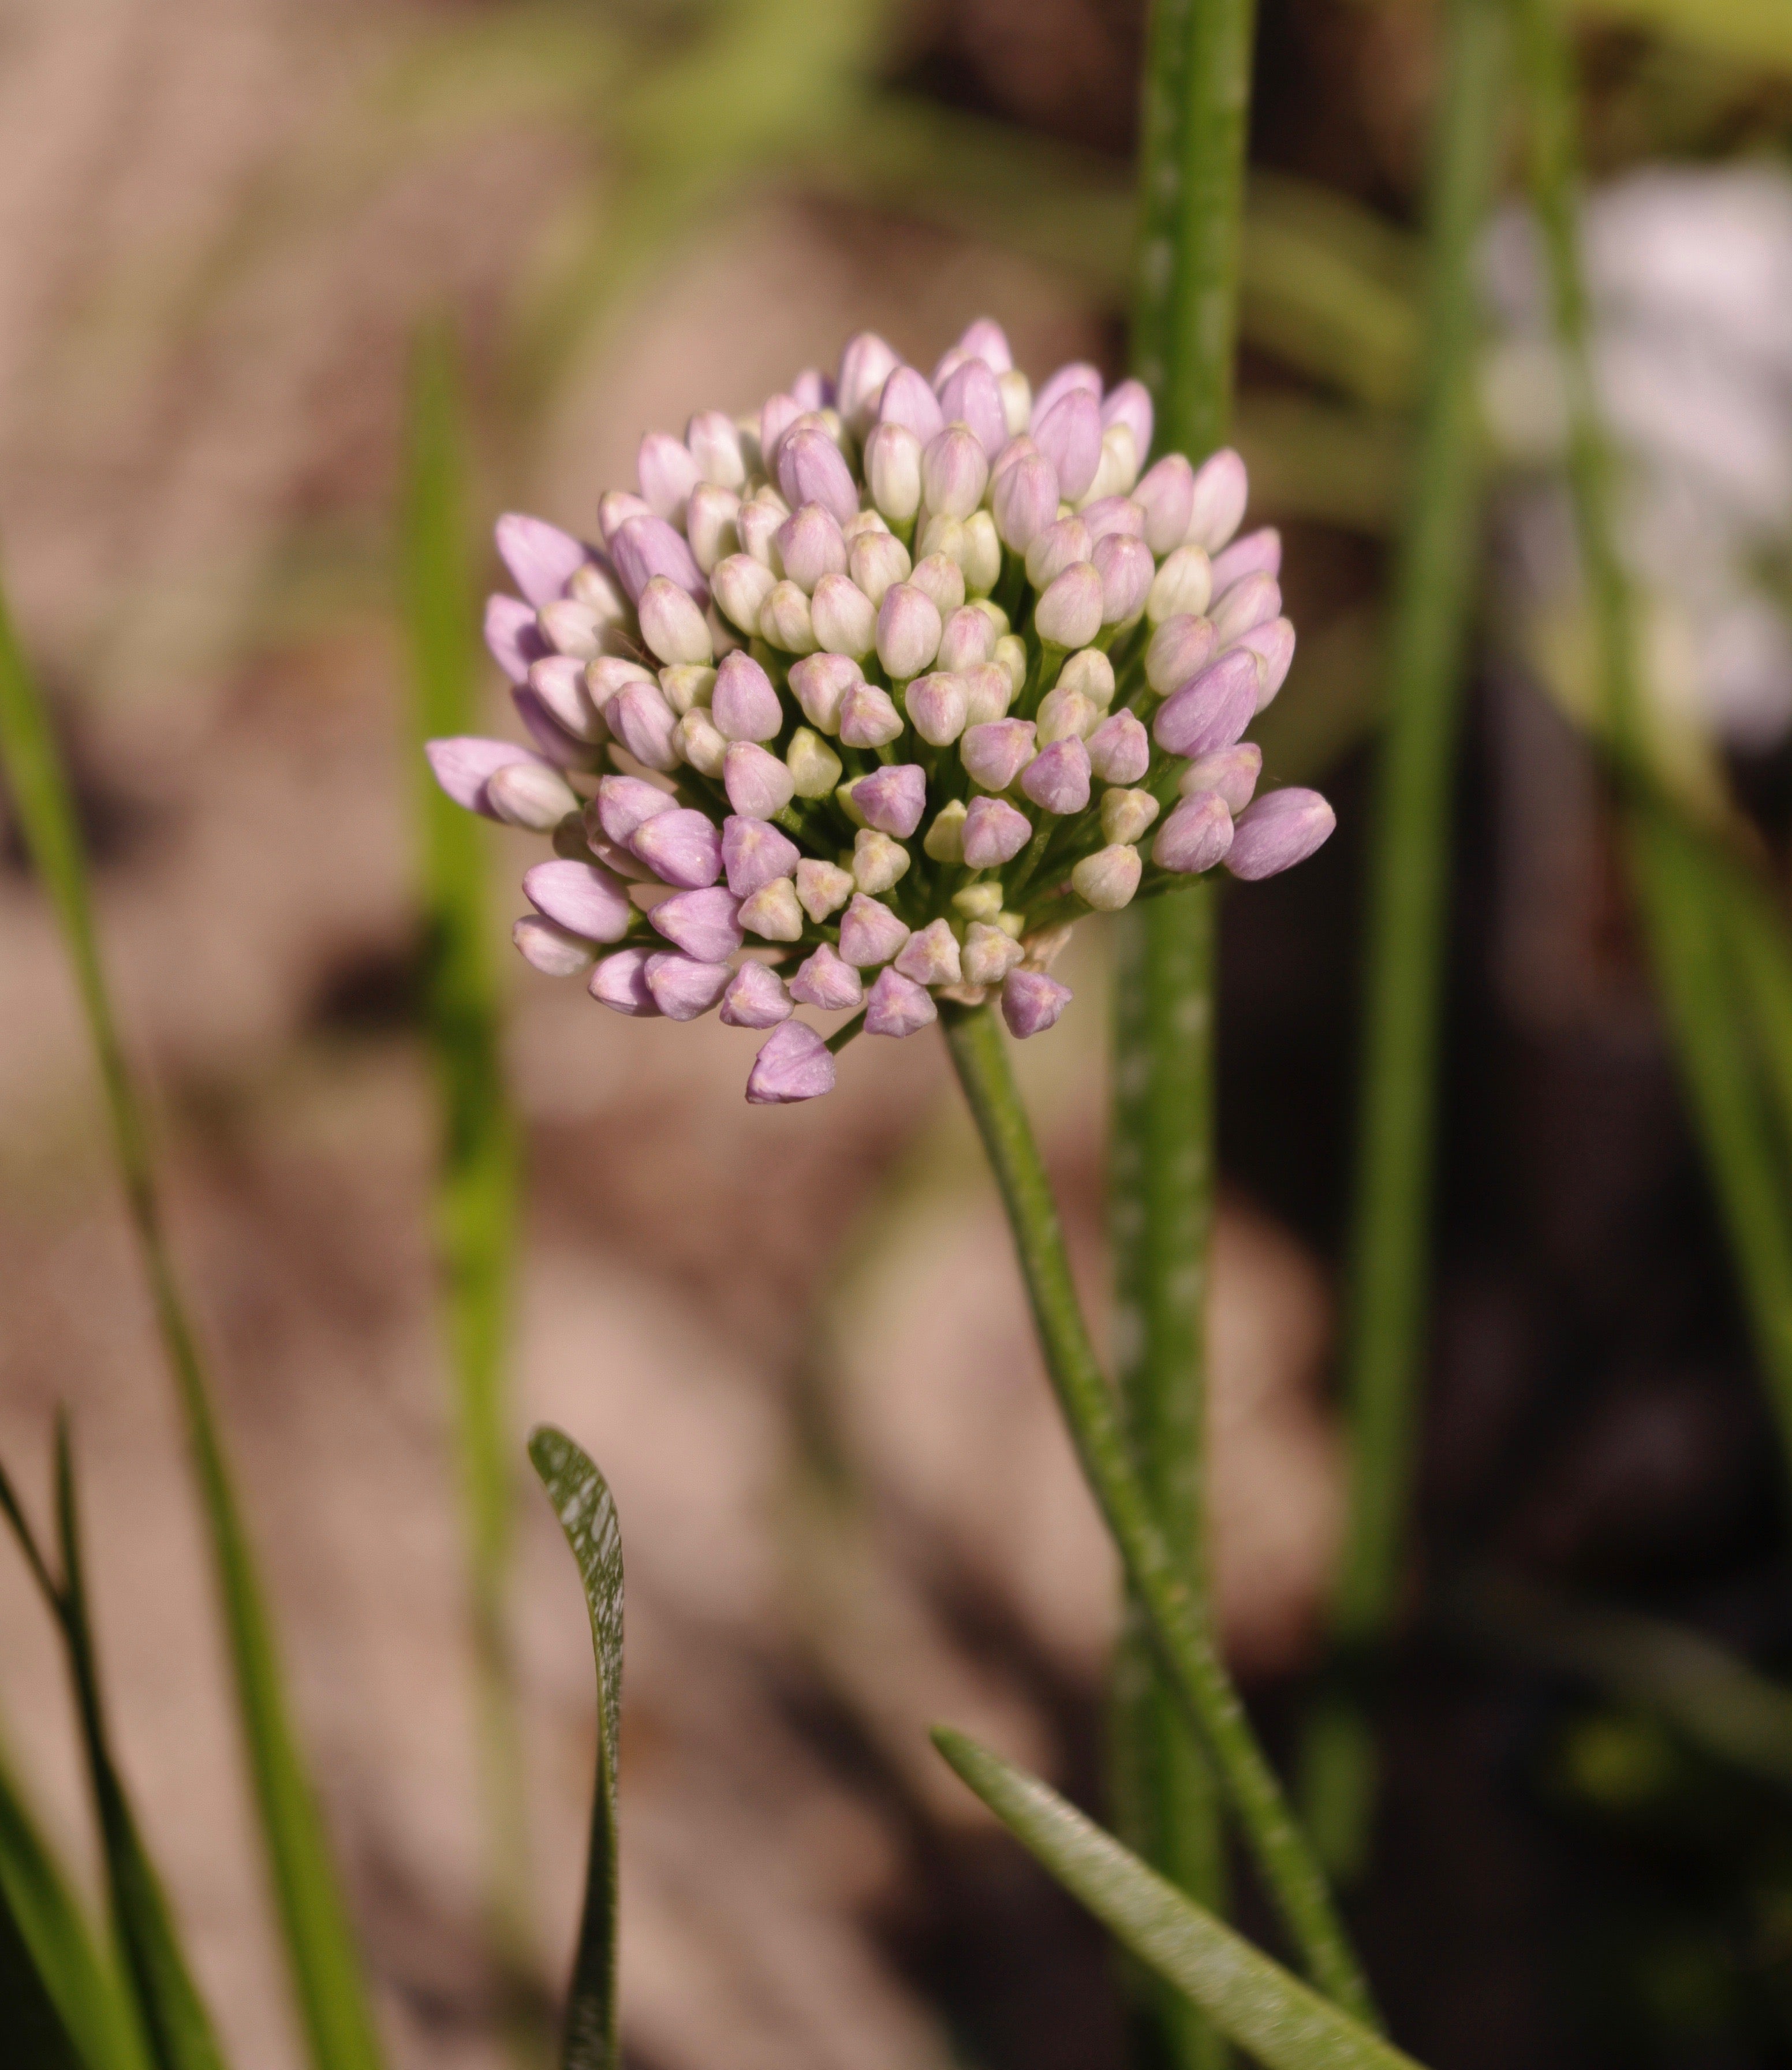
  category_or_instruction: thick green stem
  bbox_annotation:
[1300,0,1508,1879]
[944,1007,1376,2026]
[1115,0,1256,2056]
[1514,0,1792,1467]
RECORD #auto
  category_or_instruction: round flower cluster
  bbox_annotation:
[427,319,1335,1103]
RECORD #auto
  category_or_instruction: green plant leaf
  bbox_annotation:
[932,1729,1423,2070]
[529,1429,623,2070]
[0,568,387,2070]
[0,1729,151,2070]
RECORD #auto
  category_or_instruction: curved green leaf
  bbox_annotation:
[932,1728,1421,2070]
[529,1429,622,2070]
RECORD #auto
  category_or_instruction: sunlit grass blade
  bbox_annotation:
[0,1438,227,2070]
[528,1429,623,2070]
[0,572,386,2070]
[933,1729,1421,2070]
[401,323,538,2049]
[0,1729,151,2070]
[1301,0,1507,1882]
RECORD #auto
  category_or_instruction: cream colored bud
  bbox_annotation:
[924,799,968,864]
[853,829,912,894]
[994,635,1028,697]
[1036,685,1098,744]
[865,422,923,523]
[1147,543,1213,623]
[961,510,1002,595]
[842,508,889,542]
[685,483,741,573]
[961,663,1014,726]
[1100,786,1160,845]
[569,561,629,620]
[760,579,818,654]
[739,877,804,942]
[849,529,911,608]
[1078,423,1138,506]
[796,857,854,923]
[1071,843,1142,911]
[954,882,1004,920]
[712,553,776,633]
[962,920,1025,985]
[539,598,603,660]
[674,708,727,777]
[997,369,1032,438]
[786,728,843,799]
[909,551,966,617]
[810,572,877,657]
[1058,648,1115,708]
[658,663,715,715]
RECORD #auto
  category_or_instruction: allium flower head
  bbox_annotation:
[428,320,1335,1102]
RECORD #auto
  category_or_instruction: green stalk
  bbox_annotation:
[400,327,542,2060]
[1300,0,1509,1880]
[1513,0,1792,1464]
[0,588,387,2070]
[943,1006,1375,2026]
[1114,0,1256,2056]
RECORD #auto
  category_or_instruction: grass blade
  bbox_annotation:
[528,1429,623,2070]
[0,1730,151,2070]
[932,1729,1422,2070]
[0,570,387,2070]
[401,323,537,2045]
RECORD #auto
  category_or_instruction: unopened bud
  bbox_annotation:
[1072,843,1141,911]
[908,551,965,618]
[998,368,1032,436]
[786,728,843,798]
[609,514,706,604]
[1211,572,1280,645]
[1225,787,1336,881]
[593,774,677,844]
[1186,447,1249,552]
[686,409,746,490]
[1231,616,1297,707]
[993,636,1028,697]
[964,922,1025,986]
[745,1020,836,1105]
[1059,649,1115,710]
[1153,649,1259,759]
[959,662,1012,725]
[1153,792,1234,874]
[851,762,927,838]
[938,356,1009,457]
[1021,737,1092,815]
[876,583,943,680]
[838,682,904,749]
[864,422,923,523]
[656,663,715,717]
[1179,743,1262,814]
[1093,532,1153,622]
[906,670,969,745]
[738,876,805,941]
[608,682,681,770]
[924,799,968,863]
[585,657,655,715]
[649,886,745,962]
[539,598,604,661]
[775,503,848,592]
[879,365,945,445]
[1002,968,1072,1039]
[1134,454,1196,557]
[630,807,722,889]
[1081,496,1145,543]
[939,606,996,673]
[1101,786,1160,844]
[810,572,877,657]
[849,527,911,606]
[737,493,787,568]
[524,859,633,941]
[760,579,818,654]
[1147,544,1214,624]
[712,553,777,634]
[853,828,912,894]
[529,655,603,739]
[962,796,1033,868]
[865,967,939,1038]
[638,432,701,524]
[788,652,860,735]
[711,651,783,741]
[720,815,798,898]
[1032,386,1103,501]
[514,915,598,976]
[568,559,629,621]
[760,393,801,469]
[720,960,793,1028]
[993,453,1061,553]
[962,718,1036,790]
[1210,527,1282,593]
[674,708,727,777]
[638,576,713,665]
[795,858,855,924]
[1147,613,1218,695]
[1101,381,1153,464]
[922,426,989,520]
[894,918,962,987]
[838,894,912,968]
[724,741,796,818]
[589,948,661,1017]
[1034,563,1104,650]
[598,490,653,548]
[488,760,580,829]
[1036,685,1098,745]
[1026,517,1091,591]
[496,513,589,605]
[790,942,864,1010]
[955,884,1005,922]
[960,511,1002,595]
[838,332,903,430]
[644,952,732,1020]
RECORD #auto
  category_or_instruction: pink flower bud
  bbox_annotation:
[513,686,600,769]
[524,859,633,942]
[487,759,579,829]
[721,815,800,898]
[598,490,652,546]
[788,652,861,734]
[962,662,1016,724]
[792,367,832,410]
[1032,387,1103,501]
[527,656,602,740]
[760,392,801,468]
[589,948,662,1016]
[1021,737,1092,815]
[955,318,1014,374]
[1179,743,1263,815]
[905,671,969,746]
[1002,968,1072,1039]
[923,426,991,520]
[962,718,1037,791]
[1100,380,1153,463]
[495,513,588,605]
[851,763,927,838]
[711,651,783,741]
[649,886,744,961]
[848,527,910,606]
[1085,710,1151,784]
[879,365,945,445]
[864,967,938,1038]
[723,741,796,818]
[790,943,864,1010]
[938,606,996,672]
[745,1019,836,1105]
[1034,562,1104,650]
[1080,496,1146,543]
[610,514,707,604]
[1231,616,1297,707]
[1100,787,1160,844]
[876,582,943,680]
[1134,454,1196,557]
[837,894,911,968]
[629,807,722,888]
[838,332,903,427]
[964,922,1025,986]
[720,960,794,1028]
[1186,447,1249,552]
[514,915,597,976]
[775,503,848,591]
[795,859,855,923]
[1025,517,1091,591]
[593,774,675,844]
[838,681,904,748]
[1210,527,1282,592]
[637,576,713,665]
[991,453,1061,554]
[1153,649,1260,758]
[937,357,1009,457]
[686,410,746,490]
[1032,361,1102,422]
[962,796,1033,868]
[1153,791,1235,874]
[637,432,701,524]
[894,918,962,987]
[1146,613,1219,695]
[1225,788,1336,880]
[1093,534,1154,624]
[644,952,732,1020]
[485,594,546,684]
[607,682,681,770]
[909,550,965,617]
[777,429,858,528]
[426,736,541,816]
[809,572,877,658]
[1211,572,1280,645]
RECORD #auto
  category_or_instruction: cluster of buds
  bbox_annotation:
[428,319,1335,1103]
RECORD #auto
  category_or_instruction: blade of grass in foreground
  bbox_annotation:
[528,1429,623,2070]
[0,574,387,2070]
[0,1727,151,2070]
[1112,0,1258,2056]
[934,1729,1421,2070]
[401,323,537,2049]
[1301,0,1508,1882]
[0,1438,225,2070]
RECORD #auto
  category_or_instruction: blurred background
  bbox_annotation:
[2,2,1791,2067]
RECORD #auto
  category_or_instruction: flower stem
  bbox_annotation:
[942,1005,1376,2027]
[1115,0,1257,2053]
[1298,0,1509,1881]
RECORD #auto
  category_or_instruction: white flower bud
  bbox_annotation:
[759,579,818,654]
[954,883,1004,920]
[961,510,1002,596]
[786,727,843,798]
[865,422,923,523]
[1071,843,1141,911]
[795,857,854,922]
[539,598,604,660]
[910,551,966,618]
[906,670,969,746]
[1026,517,1091,592]
[737,490,789,568]
[658,663,715,715]
[924,799,968,863]
[1100,786,1160,844]
[712,553,776,633]
[788,652,861,734]
[1147,544,1214,624]
[939,606,996,673]
[961,663,1014,725]
[1057,647,1115,709]
[725,741,797,818]
[639,576,713,665]
[569,560,629,621]
[849,528,910,607]
[853,828,912,894]
[684,483,740,573]
[1078,423,1138,506]
[487,760,580,830]
[810,572,877,657]
[686,409,746,490]
[1034,563,1104,650]
[1036,684,1098,744]
[739,877,804,942]
[994,635,1028,697]
[585,656,655,714]
[875,583,942,680]
[997,368,1032,437]
[674,708,727,777]
[962,921,1025,986]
